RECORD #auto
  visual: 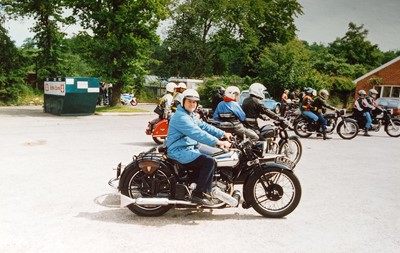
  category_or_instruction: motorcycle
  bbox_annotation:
[120,93,138,106]
[211,119,302,164]
[108,137,301,218]
[145,117,168,144]
[350,109,400,137]
[293,109,359,140]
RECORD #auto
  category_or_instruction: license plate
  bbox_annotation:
[275,156,296,169]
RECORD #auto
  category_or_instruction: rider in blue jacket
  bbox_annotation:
[167,89,232,206]
[213,86,259,141]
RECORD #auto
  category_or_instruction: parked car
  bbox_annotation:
[238,90,281,114]
[376,97,400,116]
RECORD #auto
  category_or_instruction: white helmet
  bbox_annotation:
[224,86,240,100]
[180,89,200,105]
[249,83,266,99]
[166,82,176,93]
[368,88,378,96]
[319,89,329,100]
[177,82,187,89]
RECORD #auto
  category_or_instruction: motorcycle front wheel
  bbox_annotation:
[130,99,138,106]
[385,118,400,137]
[337,120,359,140]
[293,119,312,138]
[245,167,301,218]
[278,136,302,164]
[120,164,174,217]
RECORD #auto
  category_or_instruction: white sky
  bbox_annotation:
[3,0,400,52]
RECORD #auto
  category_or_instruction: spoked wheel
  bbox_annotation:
[293,119,312,138]
[245,167,301,218]
[152,136,166,144]
[385,119,400,137]
[278,136,302,164]
[337,120,359,140]
[120,164,174,217]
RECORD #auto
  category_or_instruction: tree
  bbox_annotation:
[329,22,384,70]
[257,40,312,96]
[68,0,172,105]
[1,0,70,81]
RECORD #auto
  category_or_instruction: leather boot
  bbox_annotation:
[323,130,331,140]
[364,128,371,136]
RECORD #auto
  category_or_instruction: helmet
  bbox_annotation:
[217,86,226,96]
[358,89,366,96]
[249,83,266,99]
[166,82,176,93]
[304,87,313,95]
[319,89,329,99]
[368,88,378,96]
[181,89,200,105]
[177,82,187,89]
[312,89,317,96]
[224,86,240,100]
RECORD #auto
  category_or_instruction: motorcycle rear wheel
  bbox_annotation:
[337,120,358,140]
[293,119,312,138]
[246,167,301,218]
[278,136,302,164]
[385,118,400,137]
[120,164,173,217]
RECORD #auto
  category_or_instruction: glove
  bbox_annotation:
[261,115,269,121]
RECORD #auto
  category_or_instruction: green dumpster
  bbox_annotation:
[44,77,99,116]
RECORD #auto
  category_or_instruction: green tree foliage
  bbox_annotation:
[68,0,172,105]
[328,22,385,70]
[257,40,312,96]
[1,0,70,80]
[155,0,302,78]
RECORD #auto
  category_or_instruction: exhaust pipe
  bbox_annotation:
[120,194,196,208]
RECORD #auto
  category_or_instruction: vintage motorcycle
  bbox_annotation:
[350,109,400,137]
[109,137,301,218]
[120,93,138,106]
[293,109,359,140]
[212,119,302,164]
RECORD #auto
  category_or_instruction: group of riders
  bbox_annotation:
[151,81,384,205]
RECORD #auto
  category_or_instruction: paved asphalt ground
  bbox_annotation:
[1,105,399,253]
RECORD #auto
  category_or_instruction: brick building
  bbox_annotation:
[353,56,400,98]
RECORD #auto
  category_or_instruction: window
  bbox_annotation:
[392,87,400,98]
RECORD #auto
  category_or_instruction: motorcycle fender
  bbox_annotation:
[117,161,136,191]
[153,119,168,137]
[344,118,357,124]
[242,163,293,207]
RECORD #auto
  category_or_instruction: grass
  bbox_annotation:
[95,105,148,113]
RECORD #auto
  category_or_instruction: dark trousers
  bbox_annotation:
[185,154,216,194]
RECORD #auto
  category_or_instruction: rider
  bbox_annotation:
[241,82,283,132]
[366,88,383,122]
[213,86,259,141]
[353,89,374,136]
[301,88,319,129]
[166,89,232,206]
[311,89,337,140]
[171,82,187,112]
[159,82,176,118]
[212,86,226,111]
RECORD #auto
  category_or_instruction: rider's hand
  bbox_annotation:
[223,132,233,141]
[217,140,232,149]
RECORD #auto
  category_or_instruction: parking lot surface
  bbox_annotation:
[1,105,399,253]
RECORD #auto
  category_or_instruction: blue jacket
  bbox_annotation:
[166,105,225,164]
[213,101,246,121]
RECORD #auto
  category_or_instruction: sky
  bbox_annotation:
[3,0,400,52]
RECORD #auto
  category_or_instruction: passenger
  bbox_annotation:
[167,89,232,206]
[353,89,374,136]
[213,86,259,141]
[311,89,337,140]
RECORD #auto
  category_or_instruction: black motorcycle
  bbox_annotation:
[294,109,359,140]
[350,109,400,137]
[211,119,302,164]
[109,137,301,218]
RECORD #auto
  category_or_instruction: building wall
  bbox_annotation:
[355,59,400,97]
